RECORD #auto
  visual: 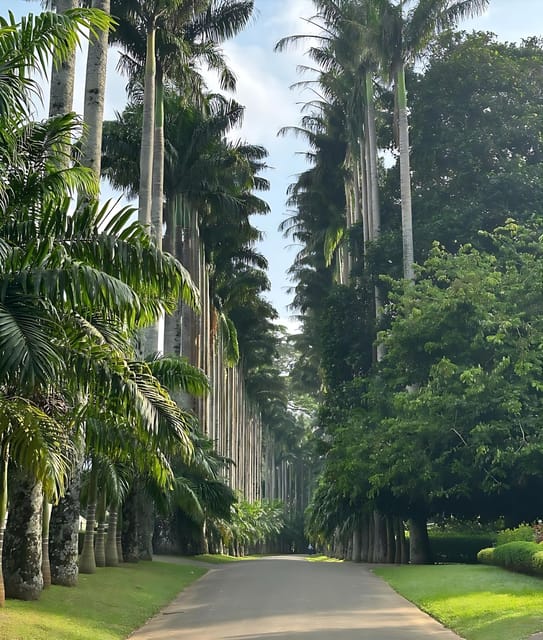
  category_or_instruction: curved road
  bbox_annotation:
[128,555,462,640]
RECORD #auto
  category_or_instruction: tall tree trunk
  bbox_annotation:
[94,490,107,567]
[371,510,387,563]
[105,503,119,567]
[360,513,370,562]
[351,524,361,563]
[41,501,52,588]
[396,64,415,282]
[139,25,158,356]
[4,471,44,600]
[163,198,180,356]
[80,0,110,191]
[408,514,432,564]
[393,516,404,564]
[79,463,98,574]
[116,507,124,563]
[385,515,395,564]
[151,68,164,250]
[139,25,156,231]
[49,454,82,586]
[49,0,77,118]
[0,442,9,606]
[137,493,154,561]
[122,487,140,563]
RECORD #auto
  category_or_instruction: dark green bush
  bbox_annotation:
[477,547,495,565]
[429,532,495,564]
[492,541,541,574]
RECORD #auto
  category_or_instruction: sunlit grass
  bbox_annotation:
[0,561,207,640]
[375,564,543,640]
[307,554,343,563]
[191,553,260,563]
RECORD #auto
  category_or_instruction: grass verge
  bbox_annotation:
[0,560,207,640]
[306,555,343,563]
[374,564,543,640]
[191,553,260,564]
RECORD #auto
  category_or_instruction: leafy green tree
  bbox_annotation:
[374,221,543,554]
[409,32,543,255]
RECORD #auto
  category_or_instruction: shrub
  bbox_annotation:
[496,525,534,546]
[492,541,541,574]
[532,550,543,575]
[477,547,495,565]
[429,532,495,564]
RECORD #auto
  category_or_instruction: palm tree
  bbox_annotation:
[363,0,489,281]
[0,9,114,604]
[109,0,254,355]
[78,352,207,572]
[109,0,210,229]
[79,0,114,189]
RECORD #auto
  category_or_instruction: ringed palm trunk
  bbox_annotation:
[365,71,381,242]
[105,501,119,566]
[395,63,415,282]
[4,471,44,600]
[116,507,124,563]
[49,0,77,117]
[41,501,52,588]
[138,23,157,357]
[94,490,107,567]
[163,202,182,357]
[151,67,165,250]
[145,66,165,356]
[79,462,98,574]
[80,0,111,189]
[139,24,156,232]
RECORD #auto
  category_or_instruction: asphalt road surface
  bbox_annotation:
[128,555,463,640]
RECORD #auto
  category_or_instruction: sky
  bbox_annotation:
[5,0,543,328]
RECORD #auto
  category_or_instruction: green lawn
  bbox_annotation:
[0,561,207,640]
[374,564,543,640]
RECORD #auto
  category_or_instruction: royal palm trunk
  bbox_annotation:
[48,0,77,117]
[94,491,107,567]
[81,0,111,187]
[4,471,44,600]
[41,502,52,588]
[396,64,415,281]
[105,504,119,566]
[79,463,98,574]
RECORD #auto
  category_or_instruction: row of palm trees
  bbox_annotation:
[0,0,308,604]
[281,0,490,562]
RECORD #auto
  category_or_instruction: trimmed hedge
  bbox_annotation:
[477,541,543,576]
[496,525,534,546]
[477,547,494,565]
[429,532,495,564]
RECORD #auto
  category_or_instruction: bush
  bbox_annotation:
[429,532,495,564]
[477,547,495,565]
[532,549,543,575]
[492,541,541,574]
[496,525,534,546]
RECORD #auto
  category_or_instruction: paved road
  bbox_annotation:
[128,555,463,640]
